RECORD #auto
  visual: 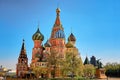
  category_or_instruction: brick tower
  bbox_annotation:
[49,8,66,59]
[31,25,49,78]
[31,26,46,67]
[16,39,28,77]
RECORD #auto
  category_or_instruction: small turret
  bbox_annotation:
[68,33,76,45]
[44,40,51,47]
[68,33,76,42]
[84,56,90,65]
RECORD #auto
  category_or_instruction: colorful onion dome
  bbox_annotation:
[68,33,76,41]
[44,40,51,47]
[66,41,74,48]
[32,28,44,41]
[54,30,65,38]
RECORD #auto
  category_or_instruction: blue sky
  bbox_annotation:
[0,0,120,70]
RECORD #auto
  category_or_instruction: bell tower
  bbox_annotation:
[16,39,28,77]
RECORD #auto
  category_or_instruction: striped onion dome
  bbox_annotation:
[32,28,44,41]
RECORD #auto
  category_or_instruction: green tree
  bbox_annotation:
[31,63,48,78]
[47,49,60,78]
[40,67,48,78]
[32,66,41,79]
[60,50,84,78]
[104,62,120,77]
[83,64,95,78]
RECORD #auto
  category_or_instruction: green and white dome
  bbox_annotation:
[32,28,44,41]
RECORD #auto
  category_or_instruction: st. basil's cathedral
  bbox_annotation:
[16,8,106,79]
[16,8,79,78]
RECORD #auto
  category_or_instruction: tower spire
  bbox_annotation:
[19,39,27,58]
[21,39,26,51]
[55,8,61,26]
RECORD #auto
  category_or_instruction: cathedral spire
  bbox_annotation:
[19,39,27,58]
[55,8,61,26]
[21,39,26,51]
